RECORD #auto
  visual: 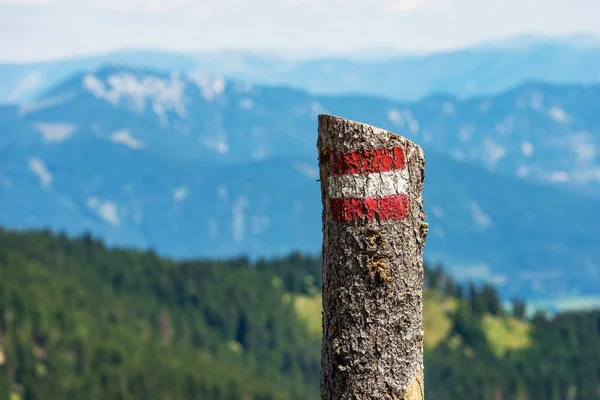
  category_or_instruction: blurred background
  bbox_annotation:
[1,0,600,399]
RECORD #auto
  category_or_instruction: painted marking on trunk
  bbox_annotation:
[332,146,405,175]
[330,194,408,222]
[327,169,409,199]
[324,145,409,223]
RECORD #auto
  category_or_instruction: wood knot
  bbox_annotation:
[368,257,391,282]
[365,230,384,255]
[364,231,391,282]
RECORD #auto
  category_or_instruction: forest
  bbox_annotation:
[0,227,599,399]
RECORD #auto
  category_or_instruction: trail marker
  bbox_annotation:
[318,114,428,400]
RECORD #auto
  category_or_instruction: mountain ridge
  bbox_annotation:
[10,64,600,198]
[3,36,600,103]
[1,65,600,307]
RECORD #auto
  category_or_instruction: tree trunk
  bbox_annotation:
[318,114,428,400]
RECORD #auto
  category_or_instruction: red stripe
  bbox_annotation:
[329,194,408,222]
[332,146,405,175]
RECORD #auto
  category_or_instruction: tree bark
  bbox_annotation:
[318,114,428,400]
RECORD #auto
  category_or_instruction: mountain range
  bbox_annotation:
[1,65,599,309]
[2,35,600,104]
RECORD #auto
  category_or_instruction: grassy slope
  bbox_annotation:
[292,289,532,354]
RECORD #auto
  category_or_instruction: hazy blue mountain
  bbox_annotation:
[320,83,600,198]
[10,65,598,196]
[0,50,199,104]
[3,35,600,104]
[476,33,600,51]
[1,65,599,308]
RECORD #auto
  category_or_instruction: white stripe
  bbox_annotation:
[327,169,409,198]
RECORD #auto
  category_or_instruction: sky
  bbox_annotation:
[1,0,600,62]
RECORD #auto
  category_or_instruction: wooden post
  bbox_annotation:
[317,114,428,400]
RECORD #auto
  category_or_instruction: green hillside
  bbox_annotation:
[0,228,599,399]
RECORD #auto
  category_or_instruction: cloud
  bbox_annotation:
[283,0,311,6]
[0,0,50,4]
[280,0,448,14]
[280,0,347,13]
[281,0,437,14]
[2,0,600,62]
[90,0,209,15]
[386,0,427,13]
[386,0,469,14]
